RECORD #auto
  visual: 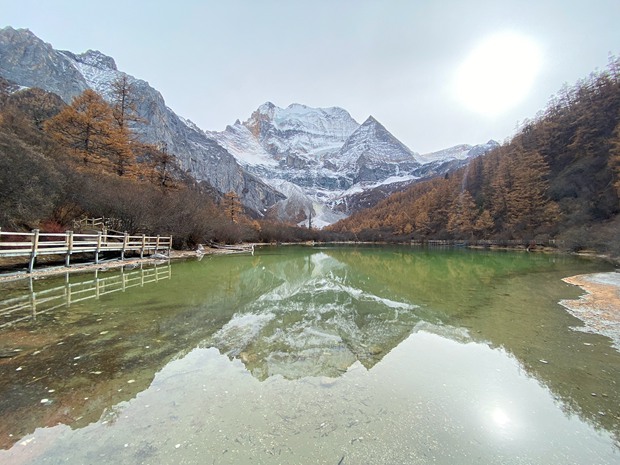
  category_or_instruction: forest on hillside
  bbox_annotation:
[1,57,619,253]
[328,56,620,256]
[0,76,332,247]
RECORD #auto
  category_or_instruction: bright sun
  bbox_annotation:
[454,32,543,116]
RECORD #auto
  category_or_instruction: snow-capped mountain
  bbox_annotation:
[211,103,497,226]
[245,102,359,159]
[336,116,421,183]
[0,26,499,227]
[210,104,424,226]
[0,27,284,215]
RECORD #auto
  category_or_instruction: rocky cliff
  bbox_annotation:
[0,26,284,215]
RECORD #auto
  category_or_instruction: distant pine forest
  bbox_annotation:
[328,56,620,255]
[1,57,619,257]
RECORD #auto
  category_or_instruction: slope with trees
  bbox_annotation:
[0,79,234,247]
[329,56,620,256]
[0,78,346,247]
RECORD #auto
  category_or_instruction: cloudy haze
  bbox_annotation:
[2,0,618,153]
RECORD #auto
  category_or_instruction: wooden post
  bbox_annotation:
[121,232,128,260]
[65,272,71,307]
[95,268,100,298]
[65,230,74,267]
[155,235,160,254]
[95,232,102,264]
[28,229,40,273]
[140,234,146,259]
[168,235,172,257]
[29,277,36,321]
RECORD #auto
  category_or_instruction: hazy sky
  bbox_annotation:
[2,0,619,153]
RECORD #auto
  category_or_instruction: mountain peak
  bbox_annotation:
[337,114,419,181]
[257,101,276,113]
[0,26,90,103]
[363,115,379,125]
[0,26,39,42]
[0,26,54,53]
[71,49,117,71]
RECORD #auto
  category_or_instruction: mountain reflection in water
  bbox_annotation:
[207,252,420,379]
[0,246,619,464]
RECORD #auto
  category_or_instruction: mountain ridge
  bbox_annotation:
[0,26,285,215]
[0,26,498,226]
[210,100,498,225]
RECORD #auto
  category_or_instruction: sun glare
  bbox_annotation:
[492,407,511,428]
[454,32,543,116]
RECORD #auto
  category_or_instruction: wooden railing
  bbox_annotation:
[73,216,107,231]
[0,228,172,272]
[0,263,171,328]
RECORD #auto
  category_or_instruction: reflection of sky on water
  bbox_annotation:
[3,326,617,465]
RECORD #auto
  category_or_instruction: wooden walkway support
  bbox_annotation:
[0,228,172,273]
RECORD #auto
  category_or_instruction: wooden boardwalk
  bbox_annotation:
[0,228,172,272]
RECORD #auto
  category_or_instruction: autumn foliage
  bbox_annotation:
[0,78,226,246]
[329,56,620,253]
[0,77,329,246]
[2,56,620,252]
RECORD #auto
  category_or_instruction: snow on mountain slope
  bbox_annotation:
[264,179,347,228]
[211,102,499,225]
[244,102,360,159]
[418,140,499,164]
[339,174,420,198]
[60,49,121,98]
[214,103,422,189]
[337,116,420,166]
[336,116,421,183]
[208,121,278,168]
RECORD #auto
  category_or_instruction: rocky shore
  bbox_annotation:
[561,272,620,350]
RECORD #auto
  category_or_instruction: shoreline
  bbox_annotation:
[560,272,620,350]
[1,245,619,349]
[1,242,617,283]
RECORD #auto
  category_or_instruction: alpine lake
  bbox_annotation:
[0,245,619,465]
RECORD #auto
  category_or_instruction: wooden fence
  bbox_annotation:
[72,216,108,232]
[0,228,172,272]
[0,263,171,328]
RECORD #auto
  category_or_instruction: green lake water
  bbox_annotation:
[0,245,619,464]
